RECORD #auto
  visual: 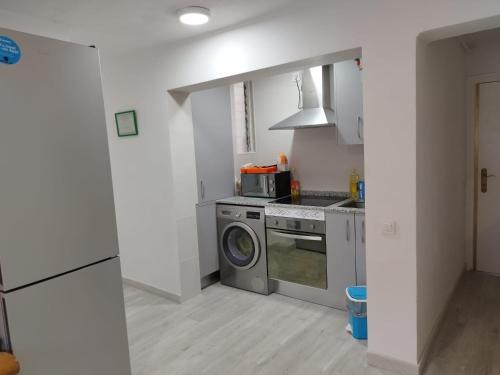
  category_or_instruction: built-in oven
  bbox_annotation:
[266,216,327,289]
[241,171,291,198]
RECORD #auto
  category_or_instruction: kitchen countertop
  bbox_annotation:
[217,192,365,214]
[324,201,365,214]
[216,196,276,207]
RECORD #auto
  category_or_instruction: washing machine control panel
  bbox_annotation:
[246,211,261,220]
[216,205,265,223]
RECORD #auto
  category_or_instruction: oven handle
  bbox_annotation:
[271,230,323,242]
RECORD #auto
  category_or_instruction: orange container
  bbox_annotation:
[240,165,278,174]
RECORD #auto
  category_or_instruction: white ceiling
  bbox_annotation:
[0,0,303,51]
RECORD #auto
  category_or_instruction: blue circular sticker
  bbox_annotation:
[0,36,21,65]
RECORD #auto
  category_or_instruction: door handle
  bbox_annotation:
[263,175,270,196]
[200,180,205,200]
[361,220,365,244]
[481,168,496,193]
[346,219,350,242]
[357,116,363,140]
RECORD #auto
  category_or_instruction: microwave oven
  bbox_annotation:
[241,171,291,198]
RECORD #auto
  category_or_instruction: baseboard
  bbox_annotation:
[122,277,182,303]
[417,265,466,374]
[367,352,418,375]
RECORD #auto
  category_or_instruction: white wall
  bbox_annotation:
[100,53,183,297]
[290,129,364,191]
[415,37,466,361]
[234,71,364,192]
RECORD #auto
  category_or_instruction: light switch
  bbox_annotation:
[382,221,397,236]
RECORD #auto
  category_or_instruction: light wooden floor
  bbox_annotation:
[124,283,398,375]
[424,272,500,375]
[124,272,500,375]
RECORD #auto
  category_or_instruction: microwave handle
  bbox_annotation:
[272,230,323,242]
[262,175,270,195]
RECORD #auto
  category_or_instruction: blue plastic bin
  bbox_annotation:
[346,286,367,340]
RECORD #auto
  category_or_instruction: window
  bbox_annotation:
[230,81,256,154]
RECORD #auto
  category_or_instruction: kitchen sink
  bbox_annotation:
[340,201,365,209]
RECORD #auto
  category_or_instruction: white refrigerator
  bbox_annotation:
[0,28,131,374]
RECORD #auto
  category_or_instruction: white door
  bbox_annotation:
[355,213,366,285]
[325,212,356,309]
[2,258,131,375]
[477,81,500,274]
[191,86,235,203]
[0,29,119,291]
[334,60,363,145]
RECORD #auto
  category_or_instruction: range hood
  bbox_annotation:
[269,65,336,130]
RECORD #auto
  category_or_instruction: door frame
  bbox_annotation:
[467,74,500,271]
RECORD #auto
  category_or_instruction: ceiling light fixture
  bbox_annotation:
[177,6,211,25]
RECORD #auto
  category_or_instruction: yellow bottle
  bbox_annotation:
[350,169,360,200]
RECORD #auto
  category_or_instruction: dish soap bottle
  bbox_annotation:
[350,169,360,200]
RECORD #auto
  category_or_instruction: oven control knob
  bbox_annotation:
[235,213,242,218]
[274,220,279,226]
[310,224,315,230]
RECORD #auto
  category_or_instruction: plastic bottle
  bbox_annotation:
[350,169,360,200]
[277,153,289,172]
[290,168,300,200]
[358,180,365,202]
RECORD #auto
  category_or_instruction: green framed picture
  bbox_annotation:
[115,110,138,137]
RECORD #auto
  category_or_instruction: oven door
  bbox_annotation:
[241,174,271,197]
[266,229,327,289]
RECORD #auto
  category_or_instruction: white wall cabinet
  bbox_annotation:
[196,201,219,279]
[191,86,235,203]
[326,212,357,308]
[191,86,235,281]
[333,60,364,145]
[355,213,366,285]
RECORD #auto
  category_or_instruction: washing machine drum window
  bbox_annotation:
[222,223,260,269]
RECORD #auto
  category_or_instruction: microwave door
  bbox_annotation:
[241,174,269,197]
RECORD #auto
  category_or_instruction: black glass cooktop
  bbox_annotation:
[272,195,344,207]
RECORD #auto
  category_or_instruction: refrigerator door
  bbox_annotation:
[2,257,131,375]
[0,28,118,291]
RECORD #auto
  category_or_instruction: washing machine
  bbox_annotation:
[216,204,269,295]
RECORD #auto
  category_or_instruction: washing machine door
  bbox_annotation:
[220,222,260,270]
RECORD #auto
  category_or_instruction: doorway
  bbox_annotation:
[474,80,500,274]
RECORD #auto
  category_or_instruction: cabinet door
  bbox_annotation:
[334,60,363,145]
[192,86,235,203]
[3,258,131,375]
[196,202,219,278]
[355,213,366,285]
[0,29,119,291]
[326,212,356,309]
